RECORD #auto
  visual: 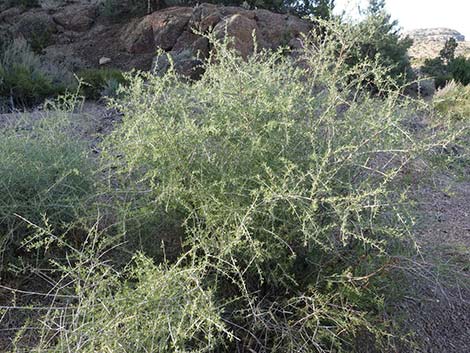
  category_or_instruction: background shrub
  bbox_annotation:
[76,68,127,100]
[449,56,470,86]
[433,80,470,121]
[340,1,414,88]
[0,98,95,270]
[0,39,69,110]
[421,57,451,89]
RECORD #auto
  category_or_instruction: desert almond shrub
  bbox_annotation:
[17,27,456,353]
[99,32,439,351]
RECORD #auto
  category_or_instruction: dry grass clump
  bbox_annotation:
[434,80,470,121]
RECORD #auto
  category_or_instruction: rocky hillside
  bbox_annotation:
[407,28,470,64]
[0,2,311,79]
[406,28,466,42]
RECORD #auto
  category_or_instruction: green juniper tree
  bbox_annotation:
[313,0,335,18]
[346,0,414,87]
[439,37,458,64]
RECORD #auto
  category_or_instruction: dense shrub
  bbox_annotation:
[449,56,470,86]
[3,20,460,353]
[76,68,127,99]
[91,29,433,351]
[421,57,451,88]
[0,39,68,110]
[0,98,95,269]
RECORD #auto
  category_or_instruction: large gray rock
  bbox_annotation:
[213,14,259,58]
[121,7,193,54]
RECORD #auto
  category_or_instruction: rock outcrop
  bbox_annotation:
[407,28,470,64]
[52,4,97,32]
[121,4,312,78]
[406,28,465,42]
[0,3,312,78]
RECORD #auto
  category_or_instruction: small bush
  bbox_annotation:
[433,80,470,121]
[76,68,127,100]
[421,57,451,88]
[0,39,68,110]
[0,97,95,269]
[449,56,470,86]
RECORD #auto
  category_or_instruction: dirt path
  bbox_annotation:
[399,172,470,352]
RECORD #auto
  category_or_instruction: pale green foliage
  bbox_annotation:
[4,21,461,353]
[99,25,435,351]
[39,250,227,352]
[0,95,94,266]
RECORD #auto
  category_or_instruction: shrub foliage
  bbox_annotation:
[1,18,462,353]
[433,80,470,121]
[76,68,127,99]
[0,39,67,110]
[92,29,431,351]
[0,97,95,269]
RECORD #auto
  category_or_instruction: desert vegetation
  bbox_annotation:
[0,39,70,111]
[422,38,470,88]
[0,1,469,352]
